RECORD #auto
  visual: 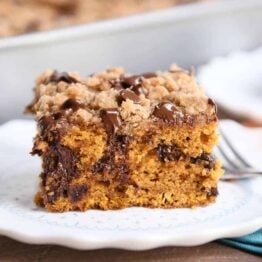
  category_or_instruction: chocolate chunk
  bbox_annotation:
[91,132,130,186]
[61,98,83,111]
[156,143,183,162]
[130,85,149,96]
[41,144,80,203]
[100,108,122,135]
[153,102,183,122]
[31,145,43,156]
[114,134,130,154]
[121,75,143,88]
[192,153,215,169]
[110,78,123,90]
[208,98,217,113]
[45,71,78,84]
[38,115,55,131]
[142,72,157,78]
[111,74,150,96]
[52,111,64,120]
[37,111,70,143]
[69,184,88,203]
[199,153,215,169]
[118,89,140,104]
[92,155,111,174]
[207,187,218,197]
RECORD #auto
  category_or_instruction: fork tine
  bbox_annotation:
[219,128,252,168]
[217,145,240,170]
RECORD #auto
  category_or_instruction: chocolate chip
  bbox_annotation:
[31,147,43,156]
[130,85,149,96]
[38,115,55,131]
[199,153,215,169]
[156,143,183,162]
[61,98,83,111]
[119,89,140,104]
[153,102,183,122]
[208,98,217,113]
[109,78,123,90]
[100,108,122,135]
[53,111,64,120]
[45,71,78,84]
[41,144,80,203]
[121,75,143,88]
[207,187,218,197]
[142,72,157,78]
[91,134,130,185]
[110,74,151,96]
[192,153,215,169]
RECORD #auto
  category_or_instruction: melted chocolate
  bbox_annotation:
[37,112,69,142]
[38,115,55,131]
[118,89,140,104]
[195,153,216,169]
[153,102,183,122]
[109,78,123,90]
[41,144,79,203]
[91,135,130,184]
[156,144,183,162]
[100,108,122,135]
[69,184,88,203]
[130,85,149,96]
[156,143,215,169]
[45,71,78,84]
[110,73,155,95]
[207,187,218,197]
[61,98,83,111]
[121,75,143,89]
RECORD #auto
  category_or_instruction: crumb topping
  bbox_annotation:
[27,65,216,126]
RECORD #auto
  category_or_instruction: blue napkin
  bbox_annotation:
[219,229,262,255]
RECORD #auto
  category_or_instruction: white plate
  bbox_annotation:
[0,120,261,250]
[198,47,262,121]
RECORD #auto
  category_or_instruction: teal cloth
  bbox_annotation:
[219,229,262,255]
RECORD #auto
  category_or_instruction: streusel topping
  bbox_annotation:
[27,65,216,124]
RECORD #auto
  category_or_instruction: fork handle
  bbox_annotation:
[221,173,261,181]
[223,167,262,175]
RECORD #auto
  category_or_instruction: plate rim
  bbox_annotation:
[0,214,261,250]
[0,120,262,250]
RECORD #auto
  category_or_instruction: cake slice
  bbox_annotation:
[27,65,222,212]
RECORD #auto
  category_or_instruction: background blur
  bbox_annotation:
[0,0,261,124]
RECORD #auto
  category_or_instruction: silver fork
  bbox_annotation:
[216,128,262,181]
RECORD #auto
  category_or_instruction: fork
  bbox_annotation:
[216,128,262,180]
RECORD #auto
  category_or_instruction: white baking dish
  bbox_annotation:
[0,0,261,123]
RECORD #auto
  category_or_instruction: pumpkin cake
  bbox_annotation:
[27,65,222,212]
